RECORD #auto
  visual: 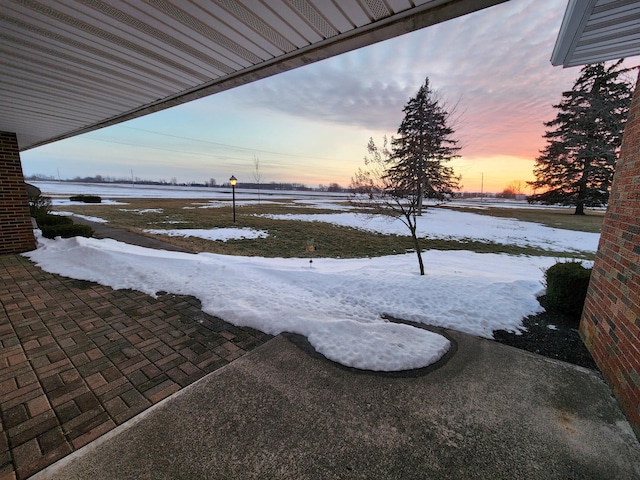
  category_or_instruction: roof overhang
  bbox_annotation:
[1,0,506,151]
[552,0,640,68]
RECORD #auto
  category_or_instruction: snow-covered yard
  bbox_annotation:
[27,182,599,372]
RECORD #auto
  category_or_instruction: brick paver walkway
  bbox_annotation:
[0,254,272,479]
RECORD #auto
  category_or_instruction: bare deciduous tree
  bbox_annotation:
[252,156,263,204]
[502,180,524,198]
[351,137,427,275]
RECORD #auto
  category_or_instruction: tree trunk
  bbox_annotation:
[574,155,590,215]
[416,184,423,216]
[410,227,425,275]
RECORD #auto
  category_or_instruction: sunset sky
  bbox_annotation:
[19,0,634,193]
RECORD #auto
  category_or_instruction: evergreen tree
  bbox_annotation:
[388,77,461,215]
[350,77,461,275]
[528,61,633,215]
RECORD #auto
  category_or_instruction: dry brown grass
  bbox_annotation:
[53,198,596,259]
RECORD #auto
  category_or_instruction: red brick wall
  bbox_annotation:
[581,73,640,438]
[0,132,36,254]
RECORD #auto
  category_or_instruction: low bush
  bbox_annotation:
[35,214,74,228]
[544,261,592,317]
[70,195,102,203]
[40,224,94,239]
[29,193,52,218]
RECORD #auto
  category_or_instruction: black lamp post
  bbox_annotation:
[229,175,237,222]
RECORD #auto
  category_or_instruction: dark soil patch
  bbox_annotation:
[493,296,598,370]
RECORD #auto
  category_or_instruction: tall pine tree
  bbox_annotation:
[388,77,461,215]
[528,60,633,215]
[350,77,461,275]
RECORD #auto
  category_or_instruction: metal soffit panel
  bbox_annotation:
[552,0,640,68]
[0,0,506,151]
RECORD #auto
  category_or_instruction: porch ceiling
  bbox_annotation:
[0,0,505,151]
[552,0,640,68]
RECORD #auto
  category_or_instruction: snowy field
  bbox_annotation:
[32,181,347,201]
[25,182,599,372]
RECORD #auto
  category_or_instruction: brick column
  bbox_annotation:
[0,132,36,254]
[581,72,640,438]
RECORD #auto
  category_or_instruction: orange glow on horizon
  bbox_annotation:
[453,155,538,194]
[259,153,538,195]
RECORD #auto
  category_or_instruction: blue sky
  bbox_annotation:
[20,0,608,193]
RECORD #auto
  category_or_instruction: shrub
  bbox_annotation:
[544,261,592,317]
[29,193,52,218]
[40,224,94,239]
[70,195,102,203]
[35,214,74,228]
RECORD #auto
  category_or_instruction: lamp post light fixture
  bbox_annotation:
[229,175,237,222]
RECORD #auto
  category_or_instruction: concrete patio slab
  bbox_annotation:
[32,332,640,480]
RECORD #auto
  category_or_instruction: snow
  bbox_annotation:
[119,208,163,214]
[143,228,268,242]
[24,233,558,372]
[33,181,349,201]
[260,210,599,253]
[449,198,607,212]
[25,182,599,372]
[195,200,281,209]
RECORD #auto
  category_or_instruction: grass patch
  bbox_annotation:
[52,198,595,260]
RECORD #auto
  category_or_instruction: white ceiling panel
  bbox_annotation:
[0,0,506,151]
[552,0,640,67]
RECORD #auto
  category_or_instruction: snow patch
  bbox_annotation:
[24,235,556,371]
[143,228,268,242]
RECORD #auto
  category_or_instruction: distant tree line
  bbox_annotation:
[318,182,347,192]
[25,174,191,186]
[25,174,348,192]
